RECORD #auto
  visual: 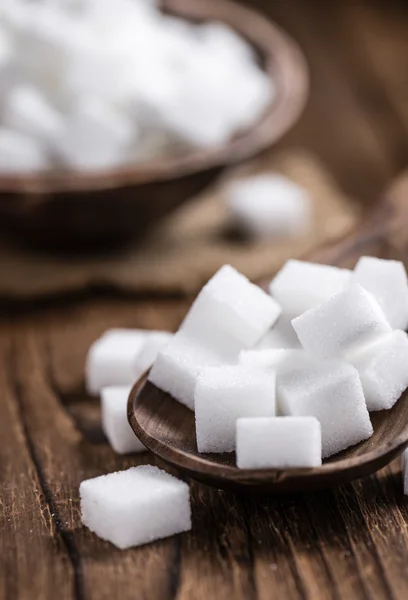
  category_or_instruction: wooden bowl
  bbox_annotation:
[128,181,408,493]
[0,0,309,250]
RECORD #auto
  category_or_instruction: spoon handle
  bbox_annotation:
[307,171,408,269]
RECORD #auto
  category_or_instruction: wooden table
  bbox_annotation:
[3,1,408,598]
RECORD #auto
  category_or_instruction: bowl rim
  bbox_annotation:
[0,0,309,196]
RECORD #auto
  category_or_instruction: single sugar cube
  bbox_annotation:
[134,331,172,379]
[279,360,373,457]
[101,386,145,454]
[195,365,276,453]
[2,85,64,144]
[56,97,135,171]
[402,449,408,495]
[346,330,408,411]
[0,127,49,173]
[255,316,301,350]
[86,329,146,395]
[226,174,312,239]
[80,466,191,549]
[148,332,233,411]
[236,416,322,469]
[239,348,305,370]
[351,256,408,330]
[181,265,281,348]
[292,283,392,359]
[269,260,351,317]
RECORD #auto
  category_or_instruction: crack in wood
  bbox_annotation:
[9,338,85,600]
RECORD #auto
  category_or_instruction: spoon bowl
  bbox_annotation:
[128,181,408,493]
[128,373,408,493]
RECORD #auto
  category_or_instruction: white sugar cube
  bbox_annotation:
[134,331,172,379]
[86,329,146,395]
[181,265,281,348]
[346,330,408,411]
[236,416,322,469]
[80,466,191,549]
[292,284,392,359]
[279,360,373,457]
[197,22,255,64]
[402,449,408,495]
[101,386,145,454]
[56,98,135,171]
[2,85,63,143]
[226,174,312,239]
[195,366,276,453]
[255,316,301,350]
[0,127,49,173]
[148,332,234,411]
[269,260,351,317]
[239,348,305,371]
[352,256,408,330]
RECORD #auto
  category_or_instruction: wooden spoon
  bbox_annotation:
[128,174,408,493]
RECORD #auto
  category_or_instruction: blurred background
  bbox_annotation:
[2,0,406,301]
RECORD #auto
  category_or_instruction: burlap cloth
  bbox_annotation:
[0,150,360,299]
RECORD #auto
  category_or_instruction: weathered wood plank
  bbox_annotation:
[0,329,75,600]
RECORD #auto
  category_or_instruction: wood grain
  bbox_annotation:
[4,1,408,598]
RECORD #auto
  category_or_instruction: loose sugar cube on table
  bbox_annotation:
[226,174,312,239]
[86,329,146,395]
[236,416,322,469]
[347,330,408,411]
[148,332,233,411]
[352,256,408,330]
[269,260,351,317]
[195,365,276,453]
[292,283,391,359]
[181,265,281,348]
[279,360,373,457]
[80,466,191,549]
[101,386,145,455]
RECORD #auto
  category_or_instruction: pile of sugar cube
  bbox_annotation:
[0,0,274,174]
[81,256,408,549]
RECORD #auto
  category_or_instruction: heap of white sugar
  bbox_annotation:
[80,256,408,550]
[0,0,274,173]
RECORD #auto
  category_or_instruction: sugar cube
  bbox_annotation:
[134,331,172,379]
[0,127,49,173]
[236,416,322,469]
[181,265,281,348]
[292,283,392,359]
[148,332,233,411]
[402,449,408,495]
[80,466,191,549]
[346,330,408,411]
[195,365,276,453]
[2,85,63,144]
[255,316,301,350]
[101,386,145,454]
[279,360,373,457]
[56,97,135,171]
[226,174,312,239]
[269,260,351,317]
[86,329,146,395]
[352,256,408,330]
[239,348,304,370]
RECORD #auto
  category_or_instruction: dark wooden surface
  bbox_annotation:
[3,1,408,598]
